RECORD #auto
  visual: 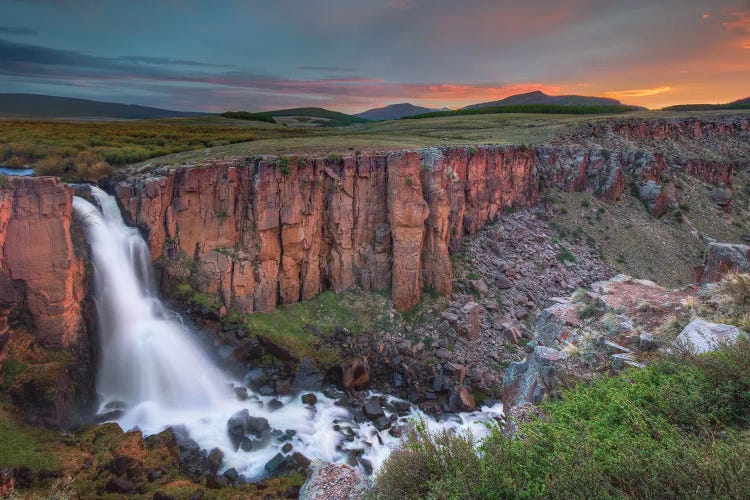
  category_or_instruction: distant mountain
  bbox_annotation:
[463,90,622,110]
[263,107,370,126]
[0,94,208,119]
[662,97,750,111]
[354,103,437,121]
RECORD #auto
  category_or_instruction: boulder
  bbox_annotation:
[502,346,569,408]
[536,301,579,348]
[457,302,483,340]
[637,180,666,217]
[227,409,270,450]
[711,187,732,209]
[170,426,205,482]
[301,393,317,405]
[362,400,385,420]
[292,358,324,392]
[299,459,368,500]
[675,319,743,354]
[343,357,370,389]
[610,353,645,372]
[448,386,476,412]
[105,477,135,494]
[696,241,750,284]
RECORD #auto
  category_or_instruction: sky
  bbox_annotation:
[0,0,748,113]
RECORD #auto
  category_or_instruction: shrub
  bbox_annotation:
[557,248,576,263]
[375,350,750,499]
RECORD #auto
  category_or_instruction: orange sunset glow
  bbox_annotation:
[0,0,748,112]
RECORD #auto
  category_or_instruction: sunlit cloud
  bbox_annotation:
[743,41,750,48]
[722,10,750,31]
[605,86,672,98]
[702,13,711,19]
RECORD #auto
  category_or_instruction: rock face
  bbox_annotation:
[115,114,747,314]
[0,176,92,427]
[0,177,86,348]
[116,146,542,312]
[675,319,743,354]
[696,241,750,284]
[502,346,569,408]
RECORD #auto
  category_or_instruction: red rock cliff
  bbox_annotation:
[116,146,542,312]
[115,115,749,313]
[0,177,86,348]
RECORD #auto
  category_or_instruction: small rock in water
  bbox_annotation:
[233,386,248,401]
[362,400,385,419]
[267,399,284,411]
[301,393,318,405]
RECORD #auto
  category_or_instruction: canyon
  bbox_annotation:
[107,115,746,319]
[0,113,748,496]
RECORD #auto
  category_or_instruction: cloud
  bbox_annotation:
[702,13,711,19]
[0,26,37,35]
[605,86,672,98]
[744,40,750,48]
[723,10,750,32]
[299,66,361,72]
[116,55,234,68]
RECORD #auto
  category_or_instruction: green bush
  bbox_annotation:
[375,341,750,499]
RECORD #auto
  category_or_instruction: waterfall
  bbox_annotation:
[73,186,503,480]
[73,187,231,415]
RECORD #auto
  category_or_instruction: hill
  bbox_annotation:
[662,98,750,111]
[263,107,370,127]
[354,103,437,121]
[0,93,207,119]
[402,103,641,120]
[463,90,622,110]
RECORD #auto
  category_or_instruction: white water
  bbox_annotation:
[73,186,503,480]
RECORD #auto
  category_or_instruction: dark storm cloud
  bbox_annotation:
[116,56,235,68]
[0,26,36,35]
[299,66,361,72]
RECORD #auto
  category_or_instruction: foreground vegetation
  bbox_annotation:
[375,274,750,499]
[376,339,750,499]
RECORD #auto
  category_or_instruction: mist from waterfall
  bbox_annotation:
[72,186,503,480]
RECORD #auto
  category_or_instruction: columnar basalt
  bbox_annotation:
[0,177,86,348]
[115,114,749,314]
[116,146,545,313]
[0,176,92,427]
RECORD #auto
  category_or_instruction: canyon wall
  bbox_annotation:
[115,146,542,313]
[0,176,92,427]
[114,114,745,314]
[0,177,86,348]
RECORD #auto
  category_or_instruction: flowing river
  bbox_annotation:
[73,186,503,481]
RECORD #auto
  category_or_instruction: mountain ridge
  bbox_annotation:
[0,93,208,119]
[462,90,623,110]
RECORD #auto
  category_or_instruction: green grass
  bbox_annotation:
[376,338,750,499]
[0,404,65,470]
[263,107,371,126]
[0,116,306,181]
[244,289,391,365]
